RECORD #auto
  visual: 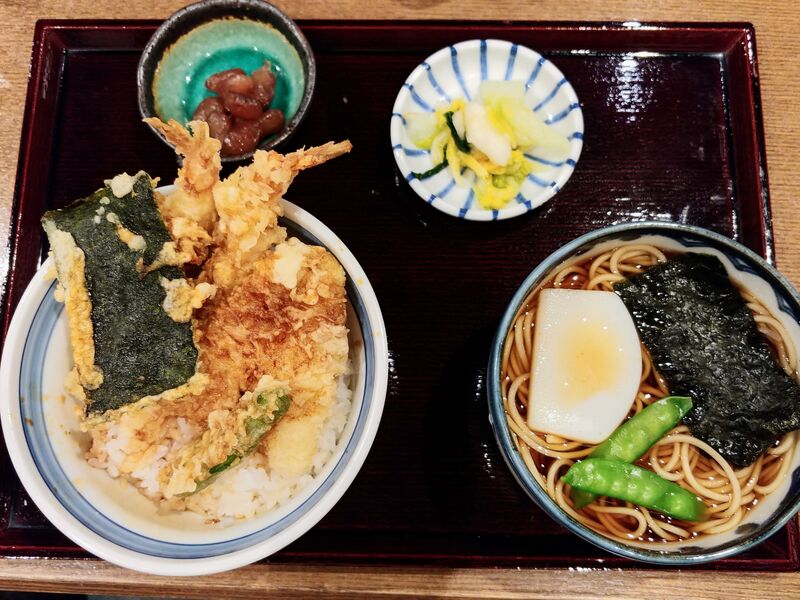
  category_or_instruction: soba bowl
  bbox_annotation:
[0,190,388,576]
[487,221,800,564]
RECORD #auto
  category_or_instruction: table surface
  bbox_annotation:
[1,0,799,597]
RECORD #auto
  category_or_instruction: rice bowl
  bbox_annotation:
[0,196,388,574]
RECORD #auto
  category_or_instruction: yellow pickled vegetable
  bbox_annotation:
[474,151,531,209]
[446,142,464,185]
[404,81,568,210]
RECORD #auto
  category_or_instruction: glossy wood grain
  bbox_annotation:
[4,20,795,571]
[1,2,800,599]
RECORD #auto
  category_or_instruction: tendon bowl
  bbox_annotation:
[0,189,388,575]
[487,221,800,564]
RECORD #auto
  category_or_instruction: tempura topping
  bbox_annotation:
[48,119,354,512]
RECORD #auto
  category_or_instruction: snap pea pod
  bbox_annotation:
[572,396,693,509]
[190,390,291,495]
[564,459,708,522]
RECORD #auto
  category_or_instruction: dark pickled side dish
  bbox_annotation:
[42,173,198,414]
[615,252,800,468]
[191,61,286,157]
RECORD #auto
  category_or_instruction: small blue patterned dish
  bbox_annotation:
[487,221,800,564]
[390,39,583,221]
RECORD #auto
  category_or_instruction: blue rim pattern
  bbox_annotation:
[486,222,800,564]
[390,39,584,221]
[18,219,374,559]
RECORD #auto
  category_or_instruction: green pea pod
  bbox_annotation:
[572,396,693,509]
[190,390,291,495]
[564,459,708,522]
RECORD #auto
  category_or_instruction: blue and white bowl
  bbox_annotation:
[487,221,800,564]
[390,39,583,221]
[0,190,388,575]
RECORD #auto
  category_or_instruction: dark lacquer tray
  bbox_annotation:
[2,20,797,570]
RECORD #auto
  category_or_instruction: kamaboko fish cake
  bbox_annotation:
[42,172,204,415]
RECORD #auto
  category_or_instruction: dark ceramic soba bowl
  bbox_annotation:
[487,221,800,564]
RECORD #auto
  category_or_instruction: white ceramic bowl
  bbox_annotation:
[0,191,388,575]
[390,39,583,221]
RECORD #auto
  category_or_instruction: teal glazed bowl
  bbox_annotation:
[138,0,315,162]
[487,221,800,564]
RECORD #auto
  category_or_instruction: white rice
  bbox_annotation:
[184,374,353,521]
[88,373,353,524]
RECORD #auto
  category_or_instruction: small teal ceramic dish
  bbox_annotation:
[390,39,583,221]
[138,0,315,162]
[487,222,800,564]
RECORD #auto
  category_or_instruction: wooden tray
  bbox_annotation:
[2,19,796,570]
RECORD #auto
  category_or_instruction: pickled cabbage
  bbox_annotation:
[404,80,569,210]
[405,112,439,149]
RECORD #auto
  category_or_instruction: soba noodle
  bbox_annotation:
[501,244,798,545]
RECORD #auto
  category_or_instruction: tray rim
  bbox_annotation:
[0,18,792,570]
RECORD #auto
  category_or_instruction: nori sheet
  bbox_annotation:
[614,253,800,467]
[42,173,198,414]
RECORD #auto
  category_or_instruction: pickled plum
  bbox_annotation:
[205,111,233,140]
[257,109,285,137]
[219,71,256,95]
[251,62,277,89]
[252,83,275,108]
[251,62,277,106]
[205,68,246,93]
[190,60,286,156]
[222,120,262,156]
[223,91,263,120]
[191,96,225,121]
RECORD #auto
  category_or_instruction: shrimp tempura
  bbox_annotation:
[143,119,221,266]
[144,118,352,286]
[207,141,353,288]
